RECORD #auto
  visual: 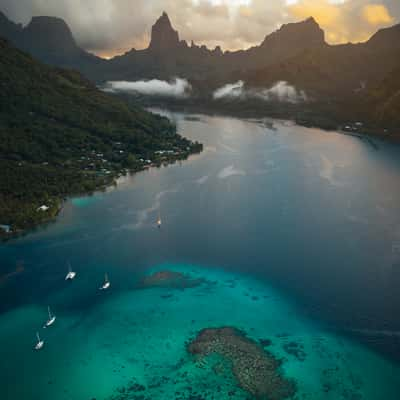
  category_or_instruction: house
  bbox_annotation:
[0,224,11,233]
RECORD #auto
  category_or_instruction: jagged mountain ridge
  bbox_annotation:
[102,12,327,82]
[1,10,399,131]
[0,10,328,82]
[1,10,399,93]
[245,23,400,98]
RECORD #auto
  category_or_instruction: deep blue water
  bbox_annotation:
[1,111,400,399]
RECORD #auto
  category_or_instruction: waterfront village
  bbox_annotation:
[0,139,202,238]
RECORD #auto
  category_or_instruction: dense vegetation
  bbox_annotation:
[367,66,400,130]
[0,39,202,237]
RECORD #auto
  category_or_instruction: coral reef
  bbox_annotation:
[187,327,296,400]
[259,338,273,347]
[137,270,206,290]
[283,341,306,362]
[108,379,148,400]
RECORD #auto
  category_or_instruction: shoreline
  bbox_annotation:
[0,146,202,243]
[2,105,398,243]
[150,103,396,152]
[137,97,400,144]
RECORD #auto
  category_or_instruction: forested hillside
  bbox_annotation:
[0,38,201,236]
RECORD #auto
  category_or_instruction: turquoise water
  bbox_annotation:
[1,112,400,399]
[71,195,104,208]
[1,264,399,399]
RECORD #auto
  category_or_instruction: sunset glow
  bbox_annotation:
[1,0,400,398]
[0,0,398,55]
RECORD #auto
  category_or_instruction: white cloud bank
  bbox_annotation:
[213,81,245,99]
[213,80,307,103]
[104,78,192,98]
[104,77,306,102]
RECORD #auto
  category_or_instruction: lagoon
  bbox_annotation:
[1,112,400,399]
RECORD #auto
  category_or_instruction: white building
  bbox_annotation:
[0,224,11,233]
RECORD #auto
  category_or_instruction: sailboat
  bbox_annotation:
[157,210,162,228]
[99,273,110,290]
[65,262,76,281]
[35,332,44,350]
[44,306,56,328]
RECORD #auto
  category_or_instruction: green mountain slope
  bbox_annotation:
[0,38,201,235]
[368,66,400,129]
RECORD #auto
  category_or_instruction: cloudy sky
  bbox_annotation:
[1,0,399,58]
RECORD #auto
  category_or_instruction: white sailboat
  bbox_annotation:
[99,273,110,290]
[157,210,162,228]
[65,263,76,281]
[35,332,44,350]
[44,306,56,328]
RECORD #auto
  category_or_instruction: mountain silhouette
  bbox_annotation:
[0,10,399,132]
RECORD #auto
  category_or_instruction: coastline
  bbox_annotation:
[0,144,203,243]
[132,96,400,143]
[149,102,398,154]
[2,103,398,243]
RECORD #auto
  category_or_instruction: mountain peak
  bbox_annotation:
[367,22,400,48]
[149,11,180,51]
[305,16,317,24]
[25,16,76,46]
[261,17,325,48]
[28,16,72,32]
[23,16,84,60]
[0,10,22,39]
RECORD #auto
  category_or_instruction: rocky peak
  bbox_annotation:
[26,16,73,38]
[149,12,180,52]
[261,17,325,49]
[213,46,223,56]
[305,17,317,25]
[367,23,400,50]
[24,16,79,53]
[0,11,22,39]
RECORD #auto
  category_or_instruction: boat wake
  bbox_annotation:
[115,188,180,231]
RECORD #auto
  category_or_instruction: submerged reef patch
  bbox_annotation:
[282,341,306,362]
[187,327,296,400]
[108,379,148,400]
[259,338,273,347]
[137,270,206,290]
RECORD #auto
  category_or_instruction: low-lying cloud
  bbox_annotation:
[213,81,245,100]
[213,80,307,103]
[104,78,192,98]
